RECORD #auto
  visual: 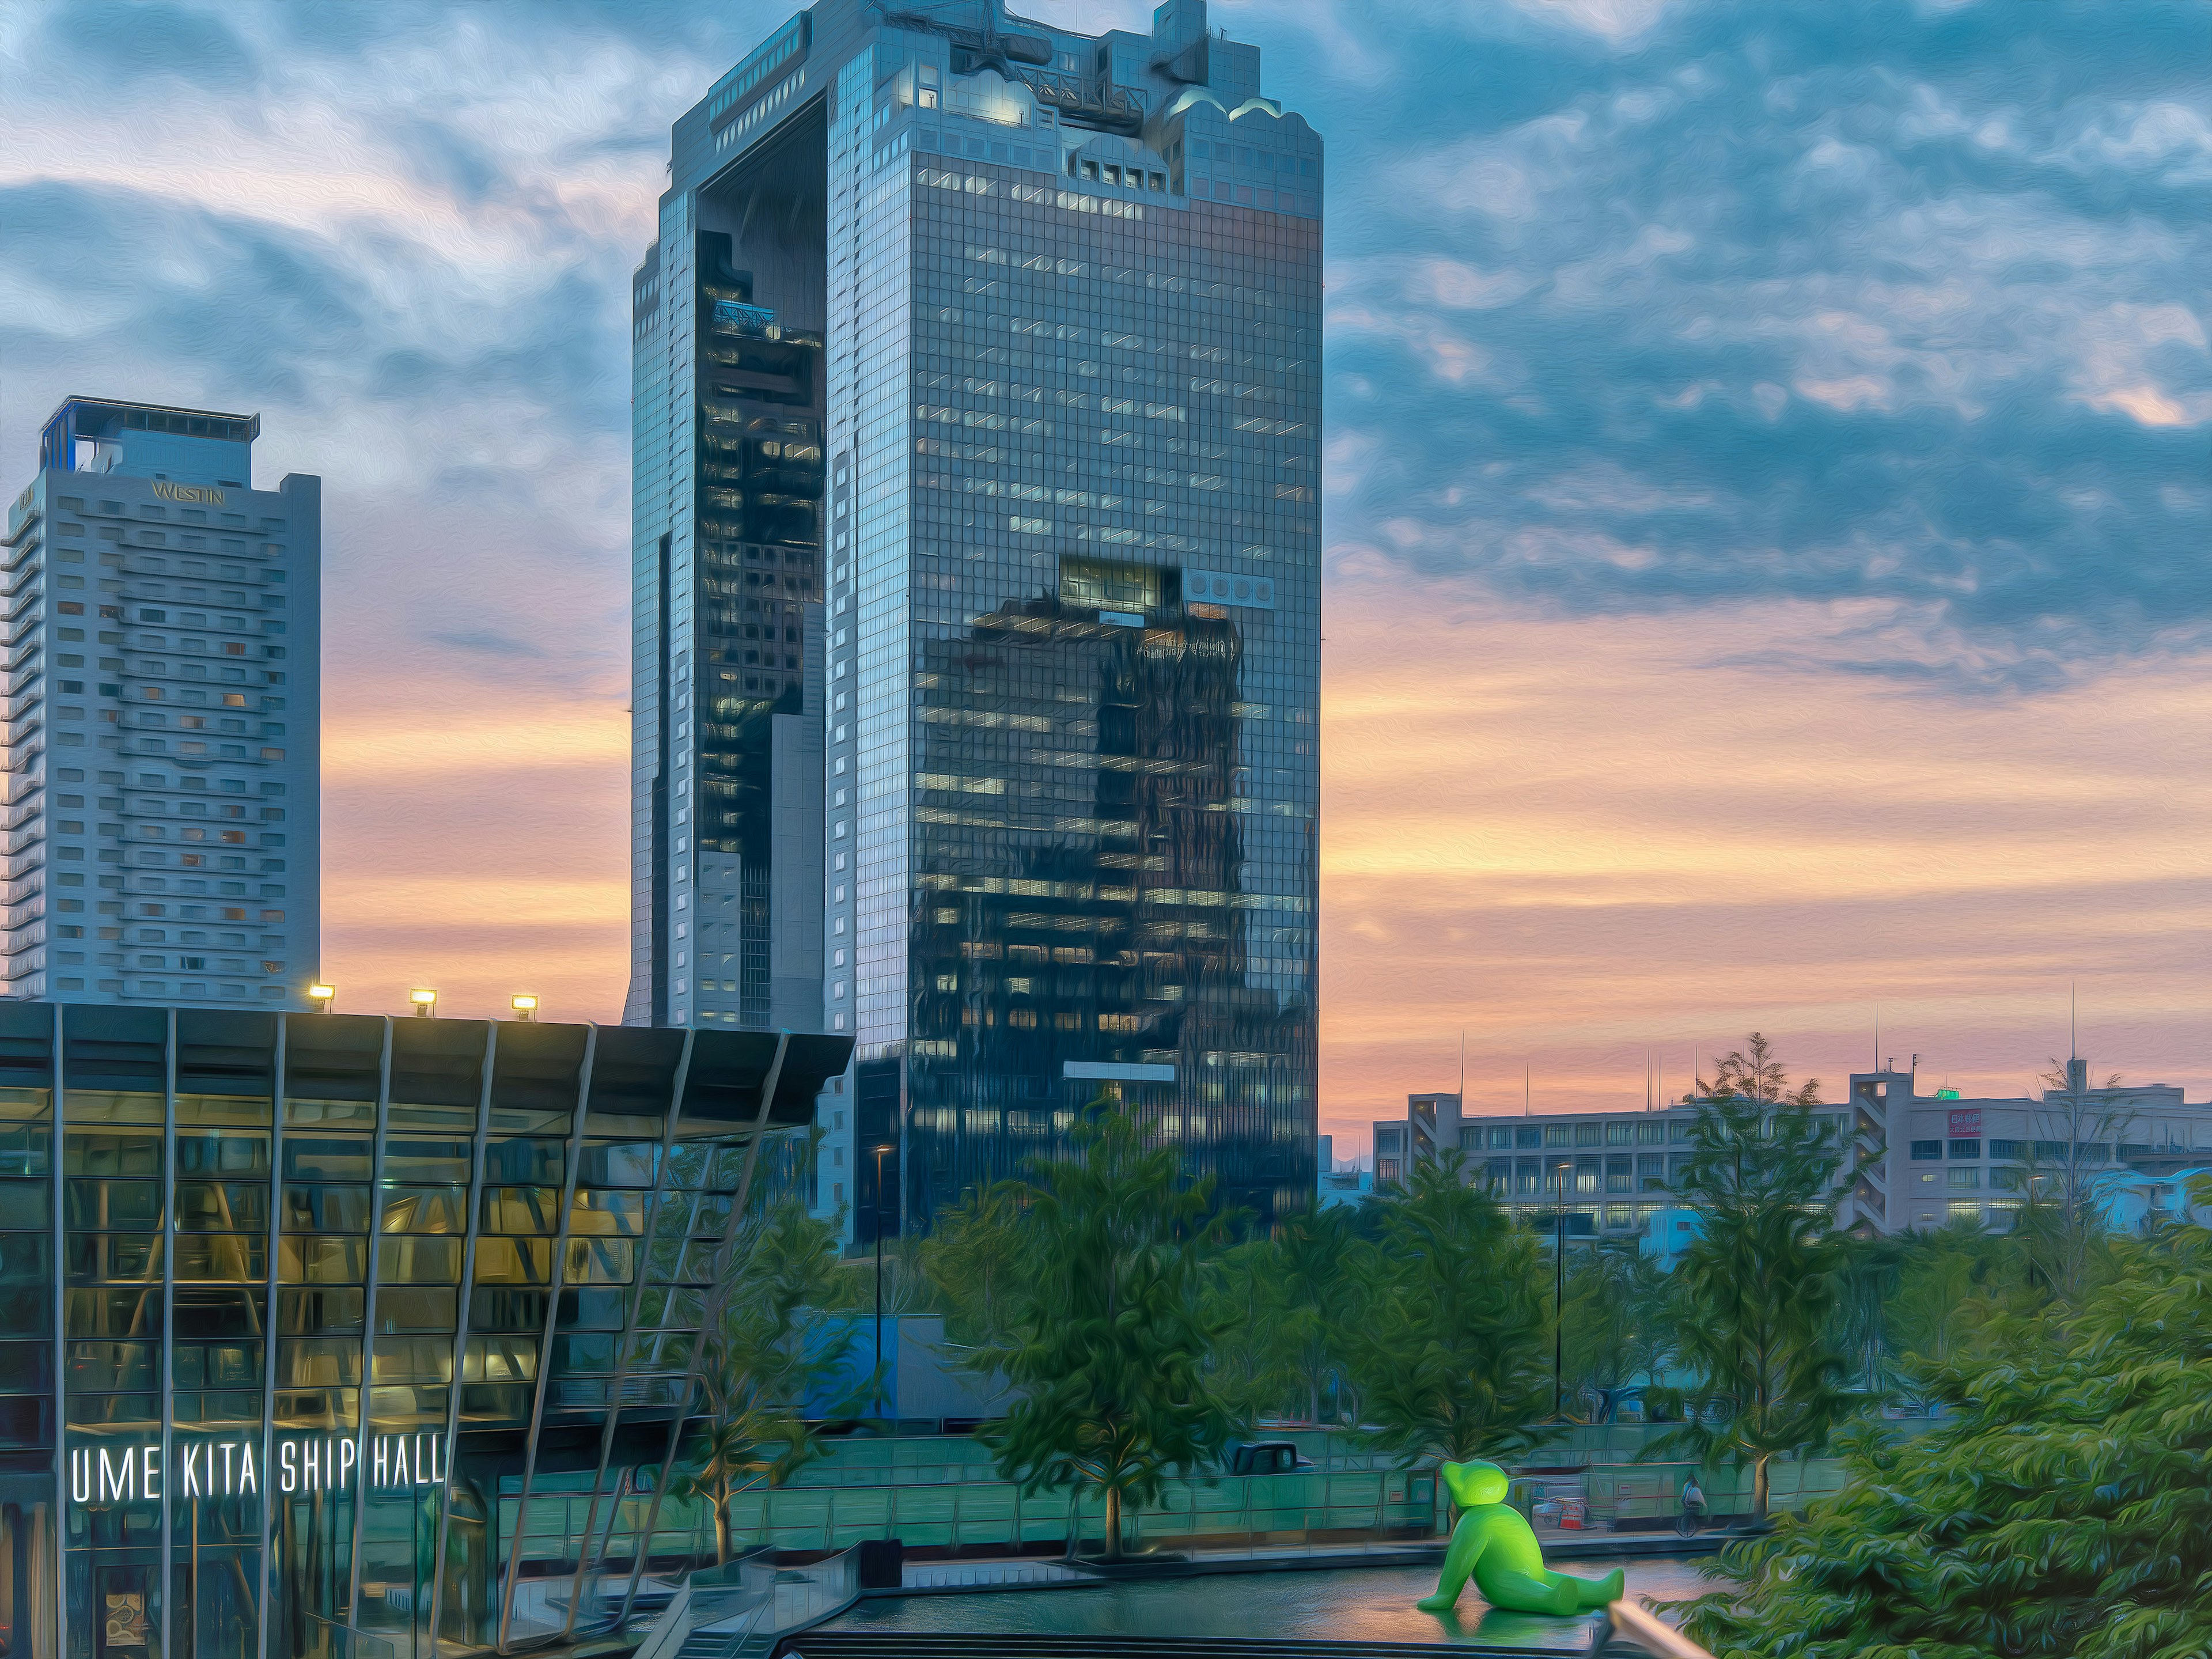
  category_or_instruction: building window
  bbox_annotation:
[1516,1127,1540,1149]
[1948,1200,1981,1222]
[1910,1140,1942,1160]
[1947,1168,1979,1190]
[1988,1138,2021,1160]
[1605,1122,1633,1145]
[1948,1138,1980,1159]
[1575,1123,1603,1147]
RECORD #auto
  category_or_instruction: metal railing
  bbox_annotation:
[301,1613,403,1659]
[487,1464,1441,1590]
[711,1467,1438,1557]
[1591,1600,1718,1659]
[627,1548,862,1659]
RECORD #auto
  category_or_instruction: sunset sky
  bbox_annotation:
[3,0,2206,1156]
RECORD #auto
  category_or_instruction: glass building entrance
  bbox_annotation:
[0,1003,849,1659]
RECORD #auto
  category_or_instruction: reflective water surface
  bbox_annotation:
[823,1555,1717,1649]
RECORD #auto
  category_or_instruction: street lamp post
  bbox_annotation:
[871,1143,894,1399]
[1554,1159,1572,1419]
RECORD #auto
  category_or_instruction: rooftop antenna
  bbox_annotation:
[1873,1002,1879,1073]
[1458,1028,1465,1103]
[2070,981,2077,1062]
[1524,1060,1531,1117]
[1645,1048,1652,1112]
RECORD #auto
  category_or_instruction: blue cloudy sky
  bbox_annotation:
[2,0,2206,1141]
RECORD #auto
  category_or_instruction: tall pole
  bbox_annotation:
[1554,1160,1570,1418]
[873,1143,891,1396]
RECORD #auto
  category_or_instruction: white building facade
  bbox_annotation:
[1388,1060,2212,1240]
[3,397,320,1008]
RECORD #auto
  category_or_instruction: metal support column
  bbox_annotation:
[254,1015,288,1659]
[425,1021,499,1657]
[558,1033,694,1639]
[344,1018,396,1623]
[494,1027,597,1652]
[48,1002,65,1659]
[615,1033,788,1630]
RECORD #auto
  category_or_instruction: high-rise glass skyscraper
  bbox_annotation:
[3,397,320,1009]
[631,0,1320,1232]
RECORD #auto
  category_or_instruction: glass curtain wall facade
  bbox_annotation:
[0,1003,847,1659]
[634,0,1321,1237]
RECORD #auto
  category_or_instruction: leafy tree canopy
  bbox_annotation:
[1650,1037,1854,1518]
[1562,1239,1676,1410]
[1205,1201,1361,1426]
[674,1194,872,1561]
[1342,1152,1555,1467]
[948,1100,1242,1561]
[1682,1192,2212,1659]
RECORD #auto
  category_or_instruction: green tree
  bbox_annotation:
[1342,1153,1554,1467]
[1561,1238,1676,1412]
[921,1180,1029,1359]
[1203,1234,1287,1423]
[1649,1036,1853,1521]
[1679,1190,2212,1659]
[1827,1232,1906,1397]
[956,1101,1241,1562]
[1880,1219,2016,1410]
[672,1195,873,1562]
[1204,1202,1358,1425]
[1270,1203,1361,1425]
[2002,1058,2134,1306]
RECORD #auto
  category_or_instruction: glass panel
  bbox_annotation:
[378,1188,467,1235]
[175,1091,272,1127]
[278,1238,369,1286]
[372,1238,463,1286]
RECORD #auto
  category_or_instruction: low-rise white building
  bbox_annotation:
[1381,1059,2212,1240]
[1848,1058,2212,1234]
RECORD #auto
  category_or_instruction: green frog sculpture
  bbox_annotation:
[1416,1460,1625,1617]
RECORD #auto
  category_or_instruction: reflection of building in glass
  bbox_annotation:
[903,590,1310,1227]
[0,1003,847,1659]
[632,107,828,1041]
[634,0,1322,1237]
